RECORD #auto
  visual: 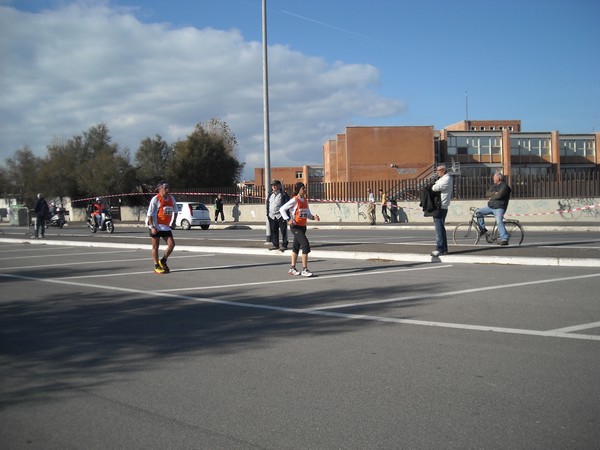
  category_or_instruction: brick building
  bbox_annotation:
[254,165,323,188]
[323,120,599,182]
[251,119,599,186]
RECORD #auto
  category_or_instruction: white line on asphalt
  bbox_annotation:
[547,321,600,333]
[2,253,215,270]
[56,261,277,280]
[153,264,453,292]
[307,272,600,311]
[5,249,139,259]
[1,272,599,342]
[0,245,74,253]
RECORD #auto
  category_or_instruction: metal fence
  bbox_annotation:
[124,171,600,206]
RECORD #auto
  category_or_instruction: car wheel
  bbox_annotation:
[181,219,191,230]
[201,224,210,230]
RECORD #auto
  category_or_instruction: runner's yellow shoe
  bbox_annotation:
[160,257,170,273]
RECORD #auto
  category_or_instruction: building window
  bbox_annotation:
[492,137,501,155]
[560,137,595,158]
[511,135,551,159]
[295,171,303,179]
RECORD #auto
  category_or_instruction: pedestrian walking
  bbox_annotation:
[379,189,390,223]
[214,194,225,222]
[280,182,320,277]
[367,188,376,225]
[147,181,177,274]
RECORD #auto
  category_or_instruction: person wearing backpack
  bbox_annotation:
[279,182,320,277]
[266,180,289,251]
[33,193,49,239]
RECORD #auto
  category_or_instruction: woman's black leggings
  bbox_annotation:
[290,225,310,254]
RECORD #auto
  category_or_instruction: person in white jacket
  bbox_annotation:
[279,182,320,277]
[430,165,453,257]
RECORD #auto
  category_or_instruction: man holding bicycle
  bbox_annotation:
[477,172,512,245]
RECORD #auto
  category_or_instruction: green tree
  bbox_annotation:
[0,166,9,200]
[203,117,239,159]
[5,147,43,206]
[39,137,83,202]
[134,135,172,188]
[169,122,244,188]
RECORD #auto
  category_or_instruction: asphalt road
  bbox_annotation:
[2,222,599,266]
[1,227,599,449]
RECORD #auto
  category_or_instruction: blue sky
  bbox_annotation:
[1,0,598,180]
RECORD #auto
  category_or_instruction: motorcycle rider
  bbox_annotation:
[91,198,107,228]
[47,202,66,228]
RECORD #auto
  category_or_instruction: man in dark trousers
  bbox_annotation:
[214,194,225,222]
[266,180,289,251]
[33,193,49,239]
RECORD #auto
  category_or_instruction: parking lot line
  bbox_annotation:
[309,272,600,311]
[155,264,453,293]
[2,253,215,271]
[547,321,600,333]
[2,271,599,342]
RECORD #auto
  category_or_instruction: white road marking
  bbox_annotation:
[308,272,600,311]
[1,253,215,270]
[547,321,600,333]
[1,271,599,342]
[4,249,139,259]
[154,264,453,292]
[0,245,75,253]
[57,261,276,280]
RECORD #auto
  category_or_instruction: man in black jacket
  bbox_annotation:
[33,193,49,239]
[476,172,512,245]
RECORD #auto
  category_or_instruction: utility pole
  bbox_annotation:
[262,0,272,243]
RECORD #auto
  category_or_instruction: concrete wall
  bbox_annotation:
[4,197,597,225]
[76,198,599,225]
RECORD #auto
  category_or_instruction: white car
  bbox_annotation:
[176,202,211,230]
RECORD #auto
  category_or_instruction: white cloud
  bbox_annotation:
[0,3,405,179]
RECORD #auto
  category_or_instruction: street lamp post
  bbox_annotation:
[262,0,272,243]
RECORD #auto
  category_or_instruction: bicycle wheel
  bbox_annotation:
[453,222,480,245]
[493,220,524,246]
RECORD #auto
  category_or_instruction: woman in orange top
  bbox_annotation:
[279,182,320,277]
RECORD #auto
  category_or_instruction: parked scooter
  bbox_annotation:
[47,204,67,228]
[87,209,114,234]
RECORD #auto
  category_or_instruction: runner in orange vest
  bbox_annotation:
[279,182,320,277]
[147,181,177,274]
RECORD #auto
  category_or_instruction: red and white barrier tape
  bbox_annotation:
[506,203,600,217]
[72,193,599,217]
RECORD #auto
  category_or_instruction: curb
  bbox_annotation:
[3,237,599,268]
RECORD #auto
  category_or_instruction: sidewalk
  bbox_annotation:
[1,220,599,267]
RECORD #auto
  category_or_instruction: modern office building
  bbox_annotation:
[323,120,599,182]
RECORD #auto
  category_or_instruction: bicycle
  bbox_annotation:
[453,207,524,246]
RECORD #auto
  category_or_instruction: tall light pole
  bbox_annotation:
[262,0,272,242]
